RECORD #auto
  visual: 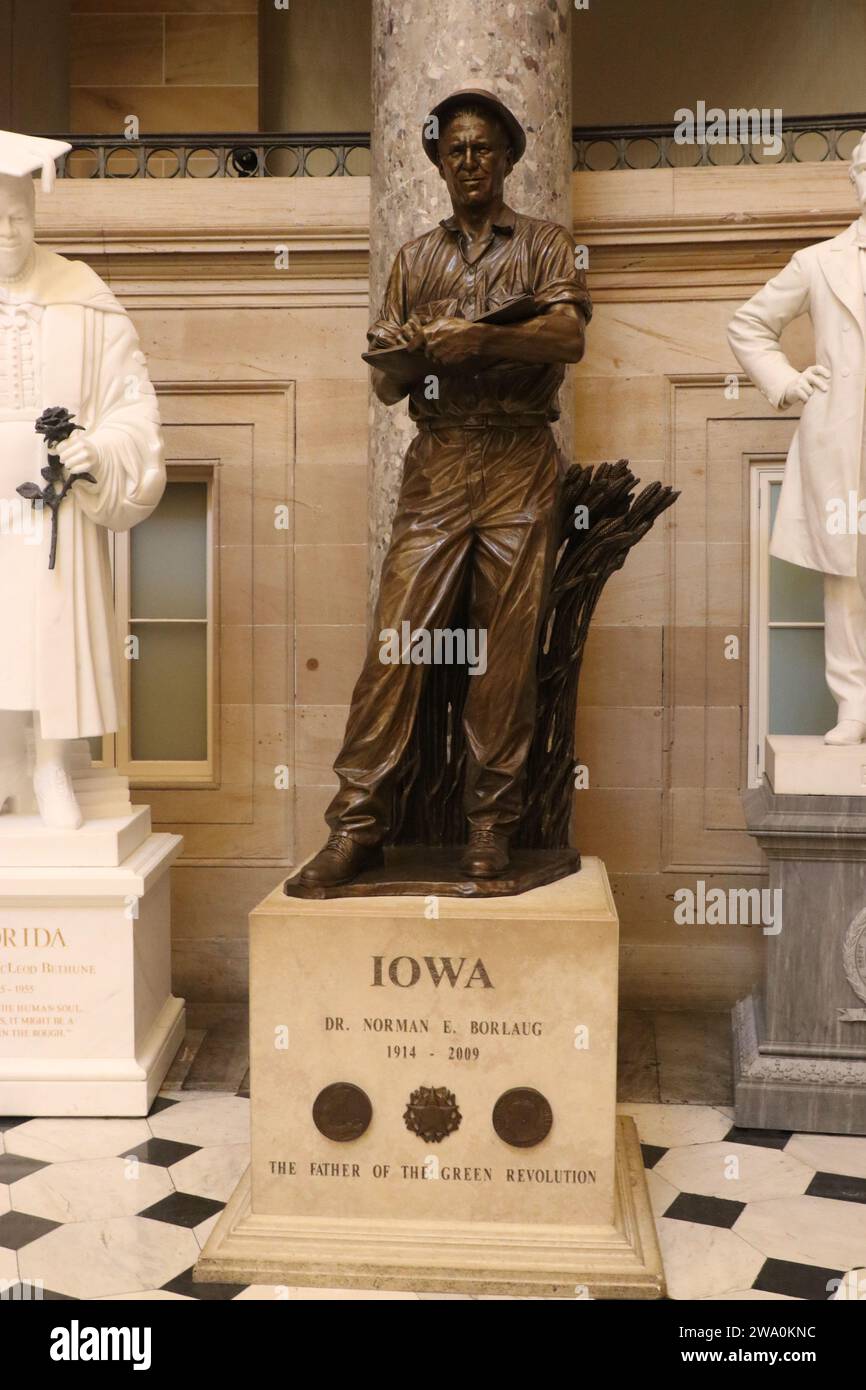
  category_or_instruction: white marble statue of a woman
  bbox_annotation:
[0,131,165,828]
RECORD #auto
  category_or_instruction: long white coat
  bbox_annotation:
[728,219,866,580]
[0,246,165,739]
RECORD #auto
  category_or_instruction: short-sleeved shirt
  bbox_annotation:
[368,205,592,424]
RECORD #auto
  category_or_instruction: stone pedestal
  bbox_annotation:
[766,734,866,796]
[197,859,664,1297]
[0,805,152,868]
[733,780,866,1134]
[0,822,185,1117]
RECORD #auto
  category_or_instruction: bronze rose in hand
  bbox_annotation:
[17,407,97,571]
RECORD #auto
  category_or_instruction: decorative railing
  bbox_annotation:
[572,113,865,171]
[55,133,373,179]
[53,115,866,178]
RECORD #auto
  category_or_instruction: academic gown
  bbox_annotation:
[0,245,165,738]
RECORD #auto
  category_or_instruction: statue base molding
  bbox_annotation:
[733,994,866,1134]
[0,831,185,1116]
[0,740,150,866]
[196,1115,659,1298]
[733,779,866,1134]
[0,805,151,868]
[766,734,866,797]
[284,845,580,900]
[196,859,664,1298]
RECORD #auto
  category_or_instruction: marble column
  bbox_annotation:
[368,0,574,604]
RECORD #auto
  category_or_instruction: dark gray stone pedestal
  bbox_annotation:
[733,782,866,1134]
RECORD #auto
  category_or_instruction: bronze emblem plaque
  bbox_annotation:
[403,1086,462,1143]
[312,1082,372,1142]
[492,1087,553,1147]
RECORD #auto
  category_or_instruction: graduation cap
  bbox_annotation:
[0,130,71,192]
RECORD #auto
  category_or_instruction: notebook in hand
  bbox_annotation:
[361,294,538,375]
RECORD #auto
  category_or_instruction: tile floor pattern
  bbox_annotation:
[1,1094,865,1300]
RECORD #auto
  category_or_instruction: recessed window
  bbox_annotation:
[130,480,209,762]
[110,465,215,785]
[749,467,835,786]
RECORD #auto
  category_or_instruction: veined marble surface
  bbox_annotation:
[1,1092,865,1301]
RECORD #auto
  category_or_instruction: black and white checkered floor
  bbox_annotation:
[1,1094,865,1300]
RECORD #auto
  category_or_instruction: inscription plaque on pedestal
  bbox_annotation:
[0,830,185,1116]
[198,859,664,1297]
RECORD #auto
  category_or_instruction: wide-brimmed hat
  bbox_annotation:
[422,88,526,165]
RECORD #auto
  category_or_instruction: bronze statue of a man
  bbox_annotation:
[302,88,591,887]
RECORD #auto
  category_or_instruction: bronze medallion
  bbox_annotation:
[841,906,866,1021]
[403,1086,462,1143]
[492,1088,553,1147]
[312,1082,372,1142]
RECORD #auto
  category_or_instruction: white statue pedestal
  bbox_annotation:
[197,859,664,1298]
[0,806,152,868]
[0,772,185,1117]
[766,734,866,797]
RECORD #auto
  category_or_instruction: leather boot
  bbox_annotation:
[459,829,510,878]
[300,832,384,887]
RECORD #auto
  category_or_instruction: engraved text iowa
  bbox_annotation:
[371,956,493,988]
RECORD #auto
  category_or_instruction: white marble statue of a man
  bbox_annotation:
[0,131,165,828]
[728,135,866,747]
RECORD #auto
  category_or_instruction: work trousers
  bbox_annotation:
[326,421,562,844]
